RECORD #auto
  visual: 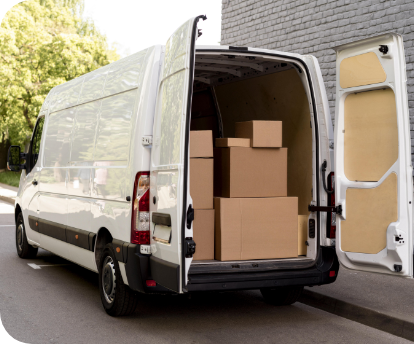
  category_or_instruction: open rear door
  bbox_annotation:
[334,33,413,277]
[150,16,205,292]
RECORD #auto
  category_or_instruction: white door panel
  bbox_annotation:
[150,16,205,292]
[334,33,413,277]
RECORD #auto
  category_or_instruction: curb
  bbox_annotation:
[0,195,15,205]
[299,289,414,341]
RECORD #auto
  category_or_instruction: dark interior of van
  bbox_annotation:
[188,52,315,273]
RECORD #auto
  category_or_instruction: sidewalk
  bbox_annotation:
[301,267,414,341]
[0,183,18,204]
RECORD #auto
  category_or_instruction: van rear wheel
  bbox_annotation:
[16,213,38,259]
[260,286,303,306]
[98,243,139,316]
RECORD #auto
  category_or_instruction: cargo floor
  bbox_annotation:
[190,257,313,274]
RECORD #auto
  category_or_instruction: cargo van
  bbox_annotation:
[7,16,413,317]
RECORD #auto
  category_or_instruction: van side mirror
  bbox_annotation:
[7,146,25,172]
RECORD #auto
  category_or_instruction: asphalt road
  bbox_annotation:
[0,200,411,344]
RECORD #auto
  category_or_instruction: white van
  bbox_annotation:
[7,16,413,317]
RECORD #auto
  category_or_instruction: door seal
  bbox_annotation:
[308,204,342,216]
[186,205,194,229]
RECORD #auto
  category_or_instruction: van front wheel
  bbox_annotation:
[260,286,303,306]
[98,243,139,316]
[16,213,38,259]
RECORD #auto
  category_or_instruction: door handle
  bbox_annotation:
[32,180,38,186]
[152,212,171,227]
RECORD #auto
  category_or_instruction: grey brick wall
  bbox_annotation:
[221,0,414,163]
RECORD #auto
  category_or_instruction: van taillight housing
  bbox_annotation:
[131,171,150,245]
[326,172,336,239]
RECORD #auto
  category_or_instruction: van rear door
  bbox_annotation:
[149,16,205,292]
[334,33,413,277]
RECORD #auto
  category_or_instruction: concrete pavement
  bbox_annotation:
[0,183,17,205]
[301,267,414,341]
[0,200,410,344]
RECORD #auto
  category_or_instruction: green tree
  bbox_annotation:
[0,0,119,149]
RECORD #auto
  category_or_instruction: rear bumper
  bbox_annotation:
[124,245,339,294]
[123,244,172,294]
[186,247,339,292]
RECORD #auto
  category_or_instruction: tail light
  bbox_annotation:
[131,171,150,245]
[326,172,336,238]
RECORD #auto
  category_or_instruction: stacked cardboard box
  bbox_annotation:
[214,121,300,261]
[190,131,214,260]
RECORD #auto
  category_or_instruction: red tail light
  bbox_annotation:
[146,280,156,287]
[327,172,336,239]
[131,171,150,245]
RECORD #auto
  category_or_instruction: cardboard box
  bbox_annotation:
[298,215,308,256]
[190,131,213,158]
[215,197,298,261]
[214,147,287,198]
[193,209,215,260]
[190,158,213,209]
[215,138,251,148]
[235,121,282,147]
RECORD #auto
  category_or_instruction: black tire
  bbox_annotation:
[16,212,38,259]
[98,243,139,316]
[260,286,303,306]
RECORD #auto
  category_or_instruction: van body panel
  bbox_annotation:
[334,33,413,277]
[150,17,201,293]
[303,55,334,247]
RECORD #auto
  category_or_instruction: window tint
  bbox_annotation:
[71,101,100,162]
[94,90,135,161]
[43,108,75,167]
[31,116,45,167]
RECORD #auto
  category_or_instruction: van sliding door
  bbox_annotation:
[150,16,205,292]
[334,33,413,277]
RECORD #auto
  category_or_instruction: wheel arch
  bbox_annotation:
[15,203,22,222]
[94,227,113,268]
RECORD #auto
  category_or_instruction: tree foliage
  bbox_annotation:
[0,0,119,147]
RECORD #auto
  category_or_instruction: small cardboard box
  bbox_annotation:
[214,197,298,261]
[190,158,213,209]
[235,121,282,147]
[298,215,308,256]
[214,147,287,198]
[190,131,213,158]
[215,138,251,148]
[193,209,215,260]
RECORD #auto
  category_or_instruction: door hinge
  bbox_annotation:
[184,237,196,258]
[186,205,194,229]
[308,204,342,215]
[142,136,152,146]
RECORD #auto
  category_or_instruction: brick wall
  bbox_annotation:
[221,0,414,163]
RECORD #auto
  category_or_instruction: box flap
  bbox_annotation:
[215,138,251,148]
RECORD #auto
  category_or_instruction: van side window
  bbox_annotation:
[31,116,45,169]
[43,109,75,168]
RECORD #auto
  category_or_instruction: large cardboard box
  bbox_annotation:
[215,197,298,261]
[215,138,250,148]
[190,158,213,209]
[190,131,213,158]
[193,209,215,260]
[235,121,282,147]
[298,215,308,256]
[214,147,287,198]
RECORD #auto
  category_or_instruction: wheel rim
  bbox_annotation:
[16,224,24,252]
[102,256,116,304]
